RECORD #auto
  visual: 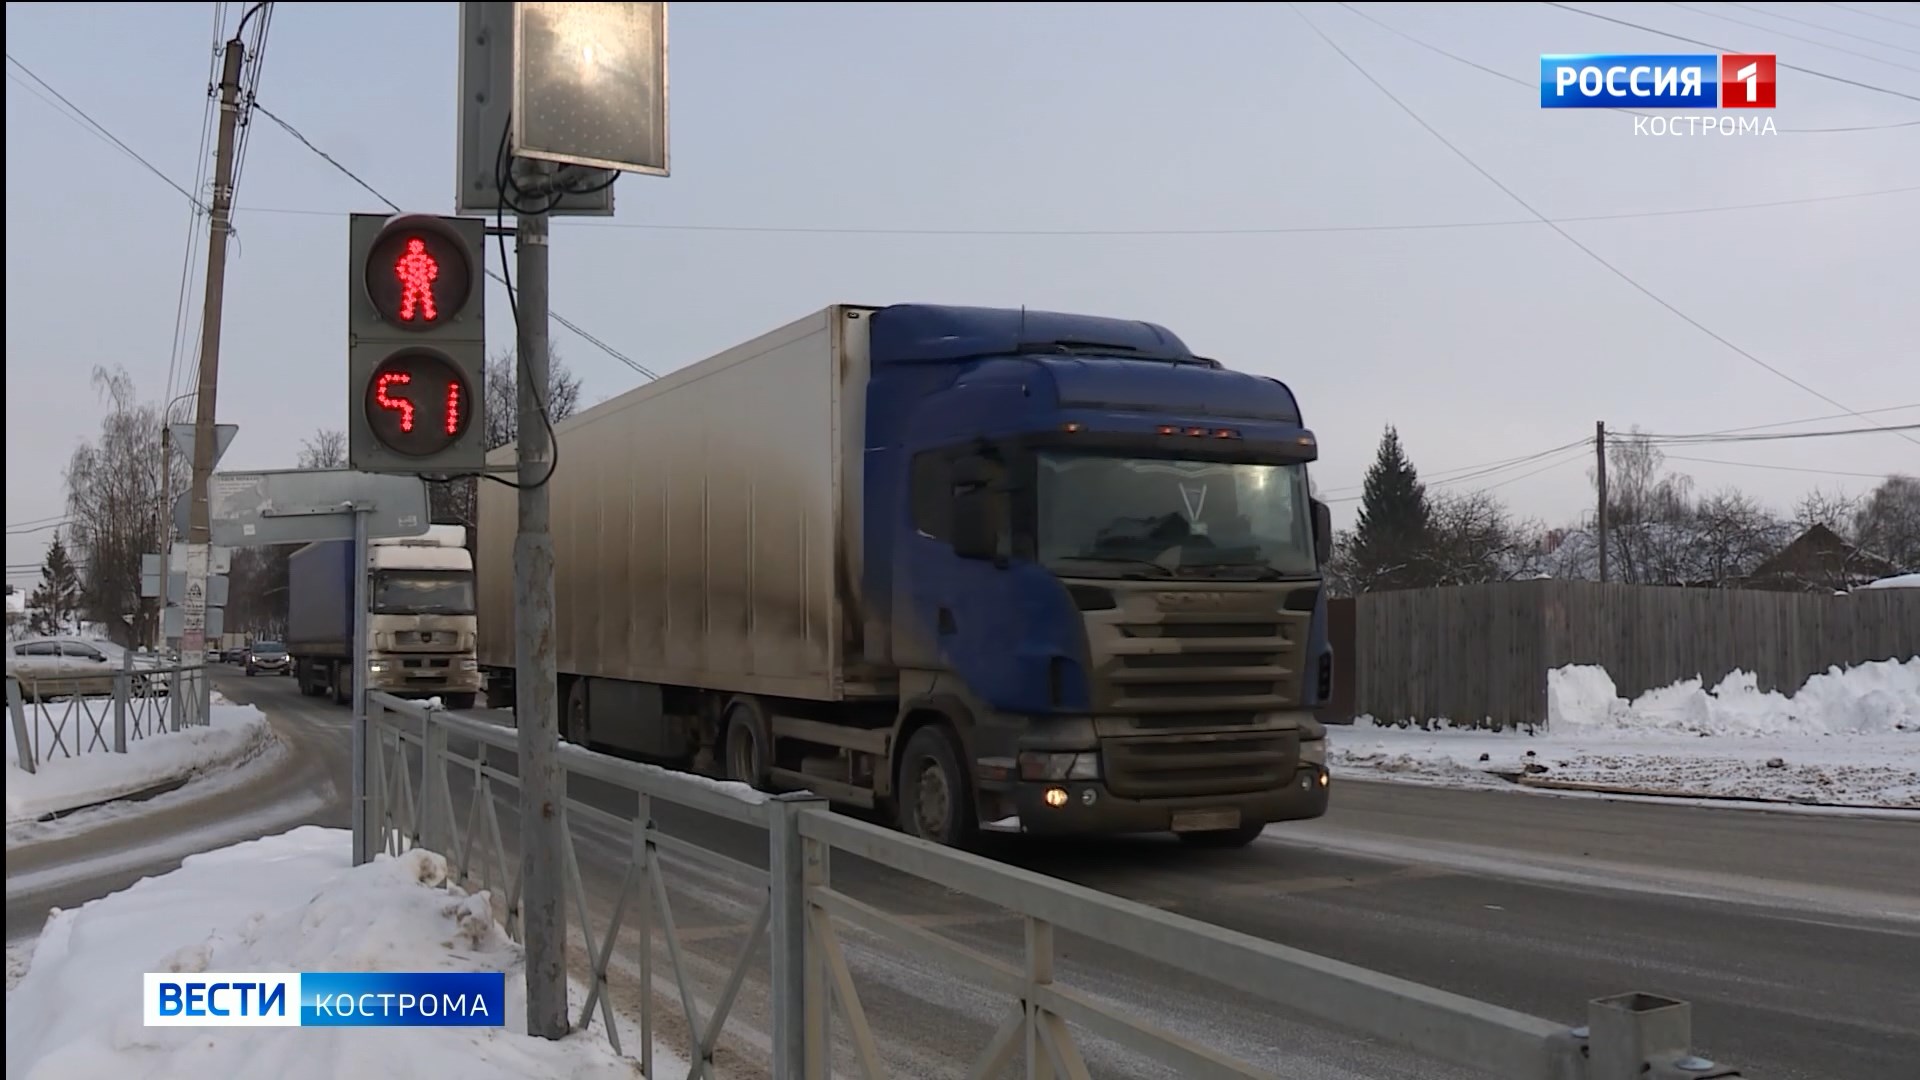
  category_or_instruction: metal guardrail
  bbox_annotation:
[6,661,211,775]
[366,691,1745,1080]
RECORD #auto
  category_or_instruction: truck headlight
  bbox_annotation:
[1018,751,1100,782]
[368,660,391,674]
[1299,737,1326,768]
[458,658,478,671]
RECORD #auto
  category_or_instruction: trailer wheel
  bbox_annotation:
[564,679,591,746]
[895,724,978,849]
[723,699,772,790]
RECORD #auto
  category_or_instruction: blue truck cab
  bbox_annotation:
[864,305,1334,848]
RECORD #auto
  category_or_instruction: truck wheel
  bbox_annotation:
[1175,823,1267,850]
[723,700,772,790]
[895,725,978,849]
[564,679,591,746]
[332,665,351,706]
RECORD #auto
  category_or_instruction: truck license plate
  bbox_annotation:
[1171,808,1241,833]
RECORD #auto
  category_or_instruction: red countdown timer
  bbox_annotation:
[364,352,473,457]
[364,222,475,330]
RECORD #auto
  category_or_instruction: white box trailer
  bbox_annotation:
[476,305,880,703]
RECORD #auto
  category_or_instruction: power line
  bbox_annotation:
[4,52,207,210]
[1666,1,1920,73]
[1541,2,1920,103]
[1634,422,1920,445]
[219,183,1920,236]
[1662,454,1898,479]
[1290,3,1920,448]
[1333,1,1920,132]
[6,521,70,536]
[1724,1,1920,57]
[1821,2,1920,33]
[1682,402,1919,437]
[1319,437,1589,496]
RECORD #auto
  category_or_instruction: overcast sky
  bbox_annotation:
[7,1,1918,583]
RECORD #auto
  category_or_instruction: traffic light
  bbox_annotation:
[348,213,487,474]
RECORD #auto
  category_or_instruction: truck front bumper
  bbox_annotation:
[367,664,482,698]
[1002,760,1330,836]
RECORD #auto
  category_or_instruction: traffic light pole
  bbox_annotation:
[182,37,246,718]
[512,157,569,1040]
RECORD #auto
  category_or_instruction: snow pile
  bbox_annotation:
[1335,660,1920,809]
[1547,659,1920,738]
[5,699,274,824]
[5,827,654,1080]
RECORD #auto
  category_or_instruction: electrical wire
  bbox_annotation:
[1630,422,1920,445]
[1541,2,1920,103]
[1289,3,1920,448]
[1661,454,1900,479]
[1332,2,1920,133]
[1317,437,1590,496]
[1665,1,1920,73]
[1822,2,1920,33]
[3,53,206,209]
[1723,1,1920,57]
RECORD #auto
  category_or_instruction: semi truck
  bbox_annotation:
[288,524,482,709]
[477,304,1334,848]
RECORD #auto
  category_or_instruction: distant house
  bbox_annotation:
[1737,524,1899,594]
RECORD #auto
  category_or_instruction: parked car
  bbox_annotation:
[245,641,292,676]
[4,637,168,700]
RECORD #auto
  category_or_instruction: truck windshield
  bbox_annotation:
[1036,451,1316,580]
[372,572,477,616]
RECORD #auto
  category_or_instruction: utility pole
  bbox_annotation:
[154,424,172,650]
[1595,420,1609,584]
[513,158,568,1039]
[180,35,246,708]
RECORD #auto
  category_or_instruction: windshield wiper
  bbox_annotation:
[1056,554,1177,578]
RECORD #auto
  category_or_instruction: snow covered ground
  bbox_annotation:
[5,695,274,825]
[1332,659,1920,809]
[5,827,681,1080]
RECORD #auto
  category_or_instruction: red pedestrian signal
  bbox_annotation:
[363,219,474,332]
[349,213,486,473]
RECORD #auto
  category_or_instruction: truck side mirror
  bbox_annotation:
[1312,498,1332,566]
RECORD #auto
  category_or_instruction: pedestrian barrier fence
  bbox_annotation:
[365,691,1745,1080]
[6,661,210,775]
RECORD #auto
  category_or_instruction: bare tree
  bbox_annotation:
[429,348,585,529]
[1855,474,1920,571]
[298,428,347,470]
[1421,490,1549,585]
[1689,488,1784,586]
[226,545,290,638]
[62,368,185,645]
[1589,428,1696,584]
[1792,487,1861,538]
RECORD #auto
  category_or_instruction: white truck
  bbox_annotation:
[287,525,481,708]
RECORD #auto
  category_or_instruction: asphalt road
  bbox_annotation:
[12,671,1919,1080]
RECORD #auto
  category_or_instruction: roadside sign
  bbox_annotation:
[141,570,227,607]
[163,605,224,639]
[170,423,239,472]
[172,469,431,546]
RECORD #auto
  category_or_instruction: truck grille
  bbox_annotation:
[1108,617,1297,713]
[1101,731,1299,799]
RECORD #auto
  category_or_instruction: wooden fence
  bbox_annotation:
[1329,581,1920,729]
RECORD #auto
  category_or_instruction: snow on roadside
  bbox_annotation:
[5,697,275,825]
[1333,659,1920,809]
[4,826,677,1080]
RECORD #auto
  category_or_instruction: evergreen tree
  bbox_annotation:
[28,534,83,635]
[1348,426,1433,592]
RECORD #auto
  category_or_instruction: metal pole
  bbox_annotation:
[180,38,245,700]
[155,424,172,651]
[1595,420,1609,584]
[351,506,372,865]
[513,157,568,1039]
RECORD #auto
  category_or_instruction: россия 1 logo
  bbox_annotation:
[1539,53,1778,136]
